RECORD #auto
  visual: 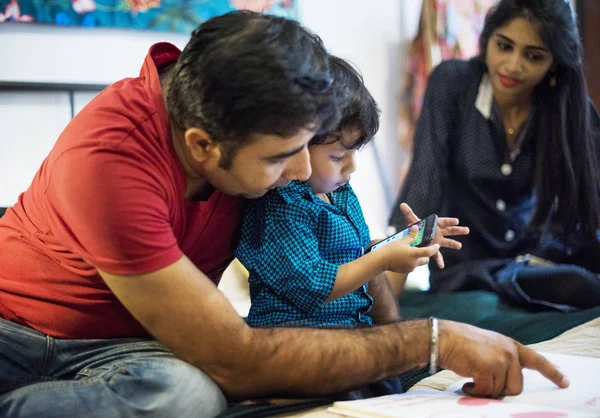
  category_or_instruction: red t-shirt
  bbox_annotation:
[0,43,244,339]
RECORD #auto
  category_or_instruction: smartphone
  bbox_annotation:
[367,214,438,252]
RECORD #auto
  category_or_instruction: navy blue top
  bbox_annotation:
[236,181,373,328]
[390,59,600,292]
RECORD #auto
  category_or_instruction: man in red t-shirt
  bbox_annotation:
[0,11,567,418]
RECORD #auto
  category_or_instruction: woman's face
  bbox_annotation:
[485,17,554,99]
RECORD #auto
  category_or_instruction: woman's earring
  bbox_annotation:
[550,76,557,87]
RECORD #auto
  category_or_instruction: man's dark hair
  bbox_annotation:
[310,55,380,149]
[166,11,341,168]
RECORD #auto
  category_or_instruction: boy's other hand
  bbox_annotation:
[399,203,469,269]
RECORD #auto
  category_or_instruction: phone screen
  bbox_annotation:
[370,220,425,251]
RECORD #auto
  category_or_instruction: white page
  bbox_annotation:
[328,353,600,418]
[446,352,600,415]
[328,390,595,418]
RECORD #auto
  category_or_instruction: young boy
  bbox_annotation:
[235,56,467,397]
[236,55,466,333]
[236,56,466,328]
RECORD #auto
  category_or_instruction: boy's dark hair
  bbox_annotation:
[166,11,341,168]
[310,55,380,149]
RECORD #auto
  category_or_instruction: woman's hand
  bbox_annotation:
[398,202,469,268]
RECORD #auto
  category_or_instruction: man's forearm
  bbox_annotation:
[208,319,430,399]
[103,256,569,401]
[101,256,429,401]
[368,272,402,325]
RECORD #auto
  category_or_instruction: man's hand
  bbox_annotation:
[399,202,469,268]
[438,320,570,398]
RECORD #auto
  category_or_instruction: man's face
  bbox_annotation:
[204,128,315,199]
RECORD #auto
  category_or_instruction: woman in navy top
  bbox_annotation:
[391,0,600,311]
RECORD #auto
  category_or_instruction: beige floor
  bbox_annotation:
[218,259,252,317]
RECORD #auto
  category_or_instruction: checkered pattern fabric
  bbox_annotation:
[236,181,373,328]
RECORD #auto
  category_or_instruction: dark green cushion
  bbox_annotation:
[0,207,6,218]
[398,289,600,389]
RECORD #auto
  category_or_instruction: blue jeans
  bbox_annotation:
[0,319,227,417]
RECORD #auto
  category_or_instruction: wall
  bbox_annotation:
[0,24,189,84]
[0,24,191,207]
[298,0,415,237]
[0,1,412,238]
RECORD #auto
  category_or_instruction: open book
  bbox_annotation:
[328,352,600,418]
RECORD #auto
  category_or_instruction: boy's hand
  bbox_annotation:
[399,203,469,269]
[381,226,440,273]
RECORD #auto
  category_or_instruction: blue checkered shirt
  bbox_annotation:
[236,181,373,328]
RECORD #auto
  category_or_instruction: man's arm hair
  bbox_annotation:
[99,256,430,399]
[367,272,402,325]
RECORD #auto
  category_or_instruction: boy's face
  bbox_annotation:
[200,128,315,199]
[307,129,360,196]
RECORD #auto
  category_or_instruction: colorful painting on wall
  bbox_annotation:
[0,0,296,33]
[395,0,496,189]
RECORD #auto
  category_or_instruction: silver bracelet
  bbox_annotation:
[429,316,439,375]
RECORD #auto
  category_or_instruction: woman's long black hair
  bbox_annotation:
[479,0,600,239]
